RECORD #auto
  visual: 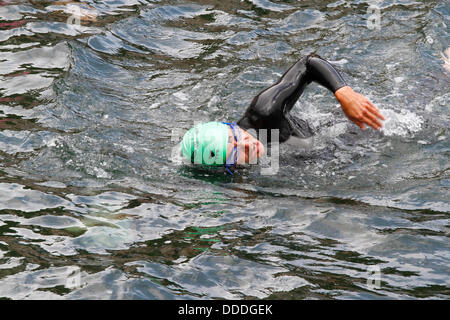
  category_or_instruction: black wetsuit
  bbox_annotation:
[237,53,347,143]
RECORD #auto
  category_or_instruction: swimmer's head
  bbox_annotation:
[181,122,264,172]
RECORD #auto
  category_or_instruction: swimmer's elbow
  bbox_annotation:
[306,54,347,93]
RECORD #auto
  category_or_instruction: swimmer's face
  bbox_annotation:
[227,127,264,165]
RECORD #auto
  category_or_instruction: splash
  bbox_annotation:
[379,108,423,137]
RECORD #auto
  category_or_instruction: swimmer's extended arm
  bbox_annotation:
[238,54,384,132]
[245,54,347,116]
[308,55,385,130]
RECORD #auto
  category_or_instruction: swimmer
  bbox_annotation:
[181,53,385,173]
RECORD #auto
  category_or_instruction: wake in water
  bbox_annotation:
[379,108,423,137]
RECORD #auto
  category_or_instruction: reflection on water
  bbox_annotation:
[0,0,449,299]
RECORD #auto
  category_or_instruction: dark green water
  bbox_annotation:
[0,0,448,299]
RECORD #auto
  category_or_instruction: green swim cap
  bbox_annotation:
[181,122,228,166]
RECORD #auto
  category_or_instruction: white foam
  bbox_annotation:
[379,108,423,137]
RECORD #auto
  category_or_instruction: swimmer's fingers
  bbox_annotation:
[362,118,380,130]
[362,107,383,130]
[366,101,385,120]
[354,119,366,131]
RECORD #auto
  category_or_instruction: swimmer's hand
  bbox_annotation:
[335,86,385,131]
